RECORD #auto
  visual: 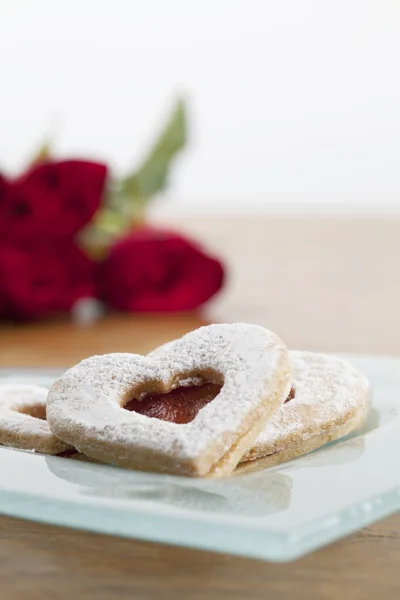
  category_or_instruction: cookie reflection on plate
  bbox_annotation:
[46,455,292,517]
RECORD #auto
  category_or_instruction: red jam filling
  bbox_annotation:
[124,383,222,424]
[124,385,295,424]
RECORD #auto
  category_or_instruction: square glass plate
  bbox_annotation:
[0,354,399,562]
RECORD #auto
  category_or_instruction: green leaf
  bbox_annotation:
[120,97,187,209]
[82,97,188,256]
[80,213,123,259]
[80,183,129,258]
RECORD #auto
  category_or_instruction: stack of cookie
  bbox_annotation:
[0,324,369,477]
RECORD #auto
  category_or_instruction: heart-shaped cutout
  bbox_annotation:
[150,343,369,473]
[124,382,222,424]
[0,384,73,454]
[47,324,291,476]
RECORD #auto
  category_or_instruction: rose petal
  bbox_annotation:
[0,240,97,321]
[1,160,108,239]
[99,227,225,312]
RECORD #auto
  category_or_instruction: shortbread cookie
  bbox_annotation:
[0,384,73,454]
[238,351,369,469]
[47,323,291,477]
[149,344,369,471]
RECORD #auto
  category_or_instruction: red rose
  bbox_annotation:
[99,227,225,312]
[0,240,96,320]
[0,160,107,240]
[0,174,10,233]
[0,270,7,319]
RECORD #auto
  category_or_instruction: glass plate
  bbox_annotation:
[0,354,399,562]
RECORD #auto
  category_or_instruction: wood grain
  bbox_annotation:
[0,218,399,599]
[0,514,398,600]
[0,314,206,368]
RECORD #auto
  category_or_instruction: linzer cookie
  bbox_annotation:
[236,351,369,473]
[0,384,73,454]
[46,323,291,476]
[149,345,370,473]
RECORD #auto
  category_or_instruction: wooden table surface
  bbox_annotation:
[0,218,399,599]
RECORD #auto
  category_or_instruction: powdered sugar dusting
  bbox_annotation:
[47,323,290,473]
[242,351,370,460]
[0,384,49,439]
[0,384,72,453]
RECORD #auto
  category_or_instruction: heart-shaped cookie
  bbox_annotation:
[46,323,291,476]
[149,346,369,473]
[237,351,369,472]
[0,384,73,454]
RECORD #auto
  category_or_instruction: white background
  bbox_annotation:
[1,1,400,214]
